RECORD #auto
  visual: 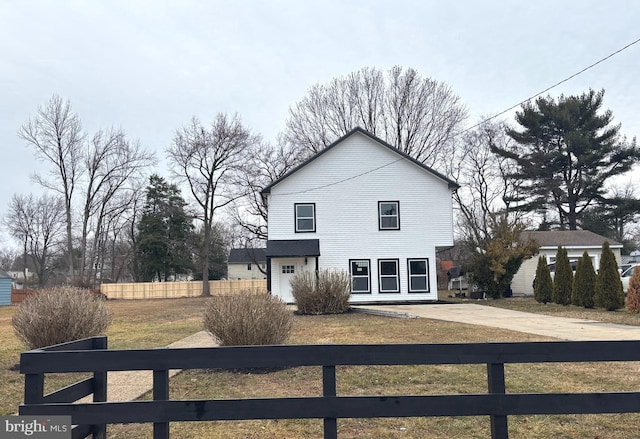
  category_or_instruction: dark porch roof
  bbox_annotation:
[266,239,320,258]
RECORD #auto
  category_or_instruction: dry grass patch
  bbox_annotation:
[482,296,640,326]
[110,311,640,438]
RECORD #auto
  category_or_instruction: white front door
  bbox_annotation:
[278,260,298,303]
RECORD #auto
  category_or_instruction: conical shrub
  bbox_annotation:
[572,251,596,308]
[595,241,625,311]
[553,246,573,305]
[625,267,640,313]
[534,255,552,304]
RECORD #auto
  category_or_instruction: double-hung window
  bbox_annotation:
[408,259,429,293]
[295,203,315,233]
[378,259,399,293]
[379,201,399,230]
[350,260,371,293]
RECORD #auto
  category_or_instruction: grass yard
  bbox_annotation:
[2,297,640,438]
[458,294,640,326]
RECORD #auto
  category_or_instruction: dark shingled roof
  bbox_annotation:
[0,269,9,279]
[522,230,623,249]
[265,239,320,258]
[261,127,459,195]
[228,248,267,264]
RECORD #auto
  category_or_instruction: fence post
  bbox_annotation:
[323,365,337,439]
[487,362,508,439]
[23,372,44,406]
[92,337,108,439]
[153,368,170,439]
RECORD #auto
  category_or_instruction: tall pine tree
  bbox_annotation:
[492,89,640,230]
[136,175,194,282]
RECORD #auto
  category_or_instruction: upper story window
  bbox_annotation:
[295,203,316,233]
[379,201,400,230]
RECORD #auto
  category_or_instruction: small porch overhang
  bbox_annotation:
[265,239,320,258]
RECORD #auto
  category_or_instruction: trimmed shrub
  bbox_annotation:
[572,251,596,308]
[534,255,553,304]
[12,286,111,349]
[291,269,351,315]
[625,267,640,313]
[595,241,625,311]
[203,290,292,346]
[552,246,573,305]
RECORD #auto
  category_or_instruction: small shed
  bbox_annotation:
[0,270,11,306]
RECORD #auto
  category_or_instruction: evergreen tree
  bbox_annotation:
[595,241,625,310]
[492,89,640,230]
[136,175,194,281]
[534,255,553,304]
[625,267,640,313]
[572,251,596,308]
[553,246,573,305]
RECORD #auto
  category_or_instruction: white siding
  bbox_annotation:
[266,132,455,302]
[228,263,267,280]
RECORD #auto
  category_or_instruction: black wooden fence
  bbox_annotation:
[20,337,640,439]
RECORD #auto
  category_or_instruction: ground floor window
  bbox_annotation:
[408,258,429,292]
[350,259,371,293]
[378,259,400,293]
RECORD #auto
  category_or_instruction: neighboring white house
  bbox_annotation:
[511,230,623,296]
[261,127,458,303]
[227,248,267,280]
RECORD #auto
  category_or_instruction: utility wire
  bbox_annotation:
[455,36,640,138]
[273,36,640,196]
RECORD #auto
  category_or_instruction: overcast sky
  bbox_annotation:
[1,0,639,249]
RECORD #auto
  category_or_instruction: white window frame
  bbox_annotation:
[408,258,429,293]
[295,203,316,233]
[350,259,371,294]
[379,201,400,230]
[378,259,400,293]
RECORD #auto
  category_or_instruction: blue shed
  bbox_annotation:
[0,270,11,306]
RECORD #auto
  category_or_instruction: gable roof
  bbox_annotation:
[261,127,459,195]
[0,270,9,279]
[522,230,623,249]
[228,248,267,264]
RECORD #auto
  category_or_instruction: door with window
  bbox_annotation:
[278,260,299,303]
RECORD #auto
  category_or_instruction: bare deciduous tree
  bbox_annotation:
[4,194,65,287]
[19,95,83,278]
[168,114,259,296]
[285,66,467,167]
[19,95,155,285]
[451,121,527,248]
[79,129,155,285]
[229,138,304,247]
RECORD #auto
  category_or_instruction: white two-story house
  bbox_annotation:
[261,127,458,303]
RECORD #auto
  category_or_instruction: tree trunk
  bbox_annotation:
[201,221,211,296]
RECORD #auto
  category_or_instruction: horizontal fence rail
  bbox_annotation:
[20,338,640,439]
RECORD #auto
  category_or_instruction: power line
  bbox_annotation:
[455,35,640,138]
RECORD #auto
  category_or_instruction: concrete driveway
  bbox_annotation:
[354,303,640,341]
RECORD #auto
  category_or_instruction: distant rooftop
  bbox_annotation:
[522,230,622,248]
[228,248,267,264]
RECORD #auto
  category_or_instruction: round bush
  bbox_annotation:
[291,269,351,315]
[203,290,292,346]
[12,286,111,349]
